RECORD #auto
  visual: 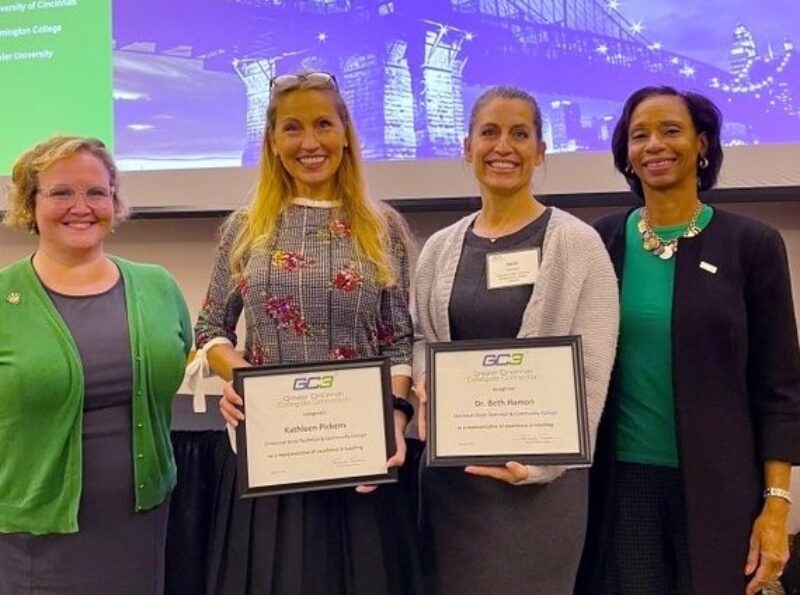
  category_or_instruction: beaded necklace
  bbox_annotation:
[637,202,703,260]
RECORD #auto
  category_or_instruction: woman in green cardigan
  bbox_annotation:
[0,136,192,595]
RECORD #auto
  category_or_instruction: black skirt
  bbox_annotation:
[205,443,424,595]
[420,463,588,595]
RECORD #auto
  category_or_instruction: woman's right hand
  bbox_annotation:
[413,375,427,441]
[219,381,245,426]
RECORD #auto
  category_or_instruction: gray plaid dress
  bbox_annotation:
[196,199,422,595]
[196,200,412,372]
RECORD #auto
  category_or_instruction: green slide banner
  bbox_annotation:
[0,0,112,175]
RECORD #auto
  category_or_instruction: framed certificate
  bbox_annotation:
[426,337,589,467]
[233,357,397,497]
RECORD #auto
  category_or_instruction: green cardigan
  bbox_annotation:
[0,256,191,535]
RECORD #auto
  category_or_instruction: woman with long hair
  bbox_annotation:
[194,71,422,595]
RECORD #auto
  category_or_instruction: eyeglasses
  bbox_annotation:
[38,185,115,207]
[269,72,338,98]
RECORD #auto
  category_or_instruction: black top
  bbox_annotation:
[448,208,551,340]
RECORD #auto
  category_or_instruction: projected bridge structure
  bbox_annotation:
[113,0,799,163]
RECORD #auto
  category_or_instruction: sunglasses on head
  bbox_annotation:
[269,72,338,97]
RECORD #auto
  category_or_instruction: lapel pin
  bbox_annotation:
[699,261,718,274]
[6,292,21,305]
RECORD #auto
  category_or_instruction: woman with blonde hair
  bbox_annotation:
[194,71,422,595]
[0,136,192,594]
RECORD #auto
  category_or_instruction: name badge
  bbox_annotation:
[486,248,540,290]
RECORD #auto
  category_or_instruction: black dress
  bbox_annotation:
[0,281,170,595]
[420,211,590,595]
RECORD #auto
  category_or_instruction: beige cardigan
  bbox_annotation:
[413,207,619,483]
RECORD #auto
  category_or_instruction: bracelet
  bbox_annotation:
[392,396,414,423]
[763,487,793,504]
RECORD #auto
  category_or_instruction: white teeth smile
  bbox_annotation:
[645,160,674,169]
[298,156,326,166]
[487,161,517,170]
[65,222,93,229]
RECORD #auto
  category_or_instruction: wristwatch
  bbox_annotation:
[763,487,793,504]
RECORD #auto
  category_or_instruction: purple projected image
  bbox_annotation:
[111,0,800,171]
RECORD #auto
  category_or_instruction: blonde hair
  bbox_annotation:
[3,136,129,233]
[228,75,398,287]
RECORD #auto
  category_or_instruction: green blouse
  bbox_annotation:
[615,206,713,468]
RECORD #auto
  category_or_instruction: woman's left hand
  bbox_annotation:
[464,461,529,485]
[356,411,407,494]
[744,500,790,594]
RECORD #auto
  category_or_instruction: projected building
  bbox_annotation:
[112,0,800,165]
[730,25,757,78]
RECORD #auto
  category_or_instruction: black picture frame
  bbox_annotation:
[426,336,590,467]
[233,357,397,497]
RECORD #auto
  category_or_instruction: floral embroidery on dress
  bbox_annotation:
[329,345,358,360]
[376,321,396,347]
[271,250,313,272]
[266,296,310,336]
[316,218,352,242]
[249,344,267,365]
[332,264,362,293]
[238,275,250,297]
[329,219,351,239]
[195,206,412,373]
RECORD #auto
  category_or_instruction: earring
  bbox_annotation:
[699,156,709,169]
[625,163,634,175]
